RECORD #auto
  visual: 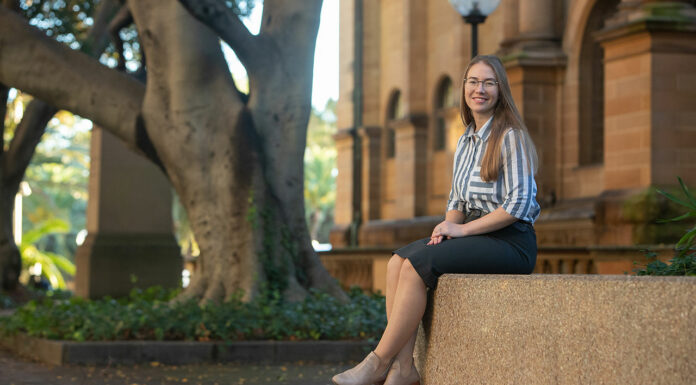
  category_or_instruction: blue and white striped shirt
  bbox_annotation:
[446,117,540,224]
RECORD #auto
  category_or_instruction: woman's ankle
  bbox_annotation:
[372,350,394,371]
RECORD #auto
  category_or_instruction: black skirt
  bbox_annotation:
[393,221,537,289]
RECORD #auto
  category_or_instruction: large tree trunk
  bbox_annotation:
[128,0,344,302]
[0,0,345,302]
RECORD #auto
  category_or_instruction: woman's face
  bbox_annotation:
[464,62,499,120]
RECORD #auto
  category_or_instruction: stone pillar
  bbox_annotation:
[599,0,696,190]
[75,128,181,299]
[518,0,555,45]
[594,0,696,245]
[499,0,519,49]
[501,0,565,205]
[336,0,355,131]
[394,115,428,219]
[329,129,356,247]
[359,126,382,222]
[362,0,381,127]
[405,0,428,114]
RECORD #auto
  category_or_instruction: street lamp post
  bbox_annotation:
[449,0,501,58]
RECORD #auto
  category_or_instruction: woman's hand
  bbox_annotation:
[427,221,466,245]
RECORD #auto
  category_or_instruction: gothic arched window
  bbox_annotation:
[433,77,454,151]
[385,90,403,158]
[578,0,620,165]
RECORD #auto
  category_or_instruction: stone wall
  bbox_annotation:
[414,274,696,385]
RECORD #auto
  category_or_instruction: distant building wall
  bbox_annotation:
[330,0,696,267]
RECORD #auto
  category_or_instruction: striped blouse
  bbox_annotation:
[446,116,540,224]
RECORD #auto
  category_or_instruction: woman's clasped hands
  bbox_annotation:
[427,220,466,245]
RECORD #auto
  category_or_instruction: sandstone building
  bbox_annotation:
[323,0,696,290]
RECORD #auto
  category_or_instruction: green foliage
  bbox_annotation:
[5,92,85,289]
[0,292,16,309]
[20,0,97,48]
[0,286,386,342]
[19,218,76,289]
[634,177,696,276]
[245,192,291,296]
[304,100,337,243]
[172,193,200,260]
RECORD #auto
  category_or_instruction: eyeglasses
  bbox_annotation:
[464,78,498,90]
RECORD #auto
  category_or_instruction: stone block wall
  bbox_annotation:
[415,274,696,385]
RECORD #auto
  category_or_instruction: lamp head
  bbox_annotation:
[448,0,501,17]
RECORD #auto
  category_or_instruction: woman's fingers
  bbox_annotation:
[428,235,442,245]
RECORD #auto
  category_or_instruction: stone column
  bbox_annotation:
[501,0,565,206]
[394,115,428,219]
[359,126,382,222]
[329,129,357,247]
[75,128,181,299]
[594,0,696,245]
[518,0,555,47]
[498,0,519,54]
[599,0,696,190]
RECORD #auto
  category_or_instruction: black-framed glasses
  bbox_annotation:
[464,78,498,90]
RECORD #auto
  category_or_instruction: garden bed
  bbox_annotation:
[0,286,384,365]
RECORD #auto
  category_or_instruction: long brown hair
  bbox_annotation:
[460,55,538,182]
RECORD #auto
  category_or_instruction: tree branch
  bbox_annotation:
[82,0,123,56]
[0,7,144,149]
[0,0,160,183]
[0,84,8,152]
[176,0,263,69]
[260,0,323,42]
[1,0,19,12]
[3,100,55,185]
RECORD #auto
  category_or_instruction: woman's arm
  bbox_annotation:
[445,209,465,224]
[427,210,465,245]
[429,207,517,244]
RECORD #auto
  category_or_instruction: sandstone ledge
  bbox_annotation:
[414,274,695,385]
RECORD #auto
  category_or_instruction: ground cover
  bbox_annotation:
[0,286,386,343]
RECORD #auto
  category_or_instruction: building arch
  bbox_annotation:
[385,89,403,158]
[432,76,455,152]
[578,0,620,165]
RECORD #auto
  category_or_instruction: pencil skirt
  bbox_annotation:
[393,221,537,289]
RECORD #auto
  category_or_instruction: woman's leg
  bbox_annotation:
[374,259,427,361]
[386,255,419,369]
[386,254,406,319]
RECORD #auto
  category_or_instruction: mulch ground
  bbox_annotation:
[0,347,351,385]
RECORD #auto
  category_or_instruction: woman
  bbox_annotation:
[331,55,540,385]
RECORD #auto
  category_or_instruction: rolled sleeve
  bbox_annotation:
[501,129,534,220]
[446,193,459,212]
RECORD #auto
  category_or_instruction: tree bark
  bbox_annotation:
[0,0,345,302]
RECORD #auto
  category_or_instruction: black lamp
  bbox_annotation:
[449,0,501,58]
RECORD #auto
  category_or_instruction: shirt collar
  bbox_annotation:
[464,116,494,142]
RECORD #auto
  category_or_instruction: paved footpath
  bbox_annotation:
[0,348,352,385]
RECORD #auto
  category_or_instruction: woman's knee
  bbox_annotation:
[399,259,420,281]
[387,254,405,274]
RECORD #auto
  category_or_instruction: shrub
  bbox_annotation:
[0,286,386,342]
[0,292,15,309]
[634,177,696,276]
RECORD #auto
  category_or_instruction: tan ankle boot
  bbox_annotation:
[331,351,392,385]
[383,359,420,385]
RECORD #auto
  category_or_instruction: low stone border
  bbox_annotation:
[0,333,374,366]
